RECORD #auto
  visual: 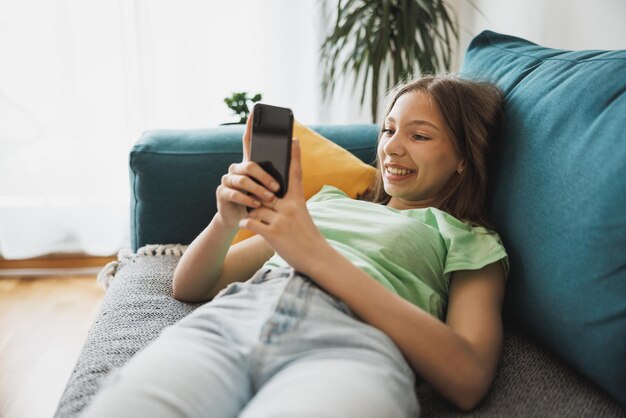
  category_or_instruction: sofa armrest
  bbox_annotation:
[129,124,379,251]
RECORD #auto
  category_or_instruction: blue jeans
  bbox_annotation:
[82,267,420,417]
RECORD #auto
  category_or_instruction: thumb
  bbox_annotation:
[287,138,303,196]
[242,110,254,161]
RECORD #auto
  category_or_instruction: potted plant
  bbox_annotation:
[223,92,263,124]
[320,0,458,121]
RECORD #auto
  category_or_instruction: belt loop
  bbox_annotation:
[287,267,297,279]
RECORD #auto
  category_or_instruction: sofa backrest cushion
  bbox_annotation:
[461,30,626,404]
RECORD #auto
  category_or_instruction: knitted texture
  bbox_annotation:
[54,245,200,418]
[415,329,626,417]
[54,245,625,417]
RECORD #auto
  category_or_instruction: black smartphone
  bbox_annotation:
[249,103,294,199]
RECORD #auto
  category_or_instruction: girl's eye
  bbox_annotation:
[413,134,430,141]
[382,128,394,135]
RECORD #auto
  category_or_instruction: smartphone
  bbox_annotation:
[249,103,294,200]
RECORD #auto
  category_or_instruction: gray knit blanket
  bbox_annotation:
[54,245,625,417]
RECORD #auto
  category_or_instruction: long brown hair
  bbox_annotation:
[360,74,503,229]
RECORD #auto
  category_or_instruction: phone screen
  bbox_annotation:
[250,103,294,198]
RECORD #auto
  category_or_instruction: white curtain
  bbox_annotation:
[0,0,328,259]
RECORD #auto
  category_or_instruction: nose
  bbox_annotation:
[382,131,405,157]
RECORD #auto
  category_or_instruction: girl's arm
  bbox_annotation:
[173,113,278,303]
[172,215,274,303]
[299,246,506,412]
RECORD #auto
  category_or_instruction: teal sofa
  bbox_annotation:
[55,31,625,417]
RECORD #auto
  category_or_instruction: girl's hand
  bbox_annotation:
[215,114,280,230]
[242,110,253,161]
[239,138,331,275]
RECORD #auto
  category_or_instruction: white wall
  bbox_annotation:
[450,0,626,70]
[321,0,626,125]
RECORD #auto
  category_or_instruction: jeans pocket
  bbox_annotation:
[331,296,353,316]
[248,267,292,285]
[316,289,354,317]
[213,281,244,299]
[247,267,271,285]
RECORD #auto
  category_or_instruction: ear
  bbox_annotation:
[457,160,465,174]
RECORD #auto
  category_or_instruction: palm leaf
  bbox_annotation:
[320,0,458,121]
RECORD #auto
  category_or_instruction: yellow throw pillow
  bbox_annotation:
[231,120,377,244]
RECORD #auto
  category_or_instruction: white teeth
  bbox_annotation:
[386,166,414,176]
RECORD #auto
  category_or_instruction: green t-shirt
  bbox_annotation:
[263,185,509,319]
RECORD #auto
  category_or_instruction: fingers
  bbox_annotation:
[239,216,263,233]
[220,161,280,210]
[221,173,274,203]
[228,161,280,193]
[217,184,261,208]
[240,206,276,231]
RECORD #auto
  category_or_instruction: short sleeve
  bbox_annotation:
[443,228,509,278]
[433,210,509,278]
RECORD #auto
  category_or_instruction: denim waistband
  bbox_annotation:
[246,266,355,318]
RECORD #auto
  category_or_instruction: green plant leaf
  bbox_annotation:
[320,0,459,122]
[223,91,263,123]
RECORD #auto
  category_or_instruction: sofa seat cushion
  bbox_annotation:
[54,246,625,417]
[460,30,626,403]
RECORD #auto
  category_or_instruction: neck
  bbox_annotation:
[386,196,438,210]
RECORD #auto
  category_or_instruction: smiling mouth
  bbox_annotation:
[384,166,416,181]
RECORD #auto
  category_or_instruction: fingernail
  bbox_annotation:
[264,191,273,199]
[271,182,280,191]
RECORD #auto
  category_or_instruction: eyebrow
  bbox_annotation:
[385,116,440,131]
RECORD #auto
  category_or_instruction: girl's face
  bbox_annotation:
[377,91,464,210]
